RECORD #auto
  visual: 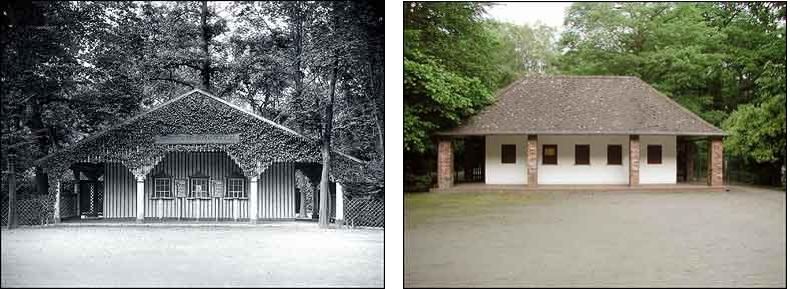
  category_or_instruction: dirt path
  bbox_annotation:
[2,225,383,287]
[405,189,786,287]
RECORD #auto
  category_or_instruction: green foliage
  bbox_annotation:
[558,2,786,182]
[724,94,786,163]
[403,2,525,153]
[490,21,558,74]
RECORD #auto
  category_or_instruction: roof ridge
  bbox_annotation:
[36,89,365,165]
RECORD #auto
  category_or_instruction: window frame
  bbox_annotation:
[225,178,246,199]
[607,145,623,165]
[574,144,590,165]
[500,144,517,164]
[189,177,211,199]
[542,144,558,165]
[153,178,173,199]
[647,145,662,164]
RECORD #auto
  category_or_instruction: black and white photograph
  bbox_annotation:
[1,1,384,287]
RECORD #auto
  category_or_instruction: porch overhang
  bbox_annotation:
[430,183,727,193]
[434,131,728,137]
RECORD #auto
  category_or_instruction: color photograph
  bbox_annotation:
[404,1,786,287]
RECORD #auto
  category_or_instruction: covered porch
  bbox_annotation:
[434,134,725,191]
[33,89,364,225]
[431,182,725,193]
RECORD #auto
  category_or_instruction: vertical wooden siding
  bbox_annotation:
[103,162,136,218]
[258,162,296,219]
[143,151,247,219]
[103,152,295,220]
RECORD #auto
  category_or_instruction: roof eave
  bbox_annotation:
[435,130,727,137]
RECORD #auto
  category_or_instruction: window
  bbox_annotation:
[607,145,622,165]
[501,144,516,164]
[542,144,557,165]
[189,178,210,198]
[575,145,590,165]
[154,178,172,198]
[647,145,662,164]
[226,178,245,198]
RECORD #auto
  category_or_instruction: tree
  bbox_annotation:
[403,2,524,154]
[491,21,558,74]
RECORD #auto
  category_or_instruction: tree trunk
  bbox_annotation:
[318,58,339,229]
[28,100,49,196]
[291,2,304,105]
[200,0,211,91]
[367,60,384,155]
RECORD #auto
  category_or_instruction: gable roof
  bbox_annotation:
[36,89,362,164]
[437,76,726,136]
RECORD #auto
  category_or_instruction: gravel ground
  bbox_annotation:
[405,186,786,287]
[2,223,383,287]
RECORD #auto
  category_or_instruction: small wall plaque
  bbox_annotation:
[212,180,224,197]
[174,179,187,197]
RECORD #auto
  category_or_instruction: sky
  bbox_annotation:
[484,2,573,31]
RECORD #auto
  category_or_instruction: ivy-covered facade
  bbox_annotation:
[34,89,366,223]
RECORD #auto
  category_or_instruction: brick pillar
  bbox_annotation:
[629,135,640,186]
[527,135,538,186]
[437,138,454,189]
[708,136,724,187]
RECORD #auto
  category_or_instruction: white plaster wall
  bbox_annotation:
[485,135,528,184]
[537,135,630,185]
[639,135,677,184]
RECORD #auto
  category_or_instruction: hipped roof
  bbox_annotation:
[437,76,726,136]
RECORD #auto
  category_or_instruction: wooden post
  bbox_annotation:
[136,176,145,223]
[74,181,80,218]
[335,182,344,227]
[54,180,61,223]
[7,153,17,229]
[249,176,258,223]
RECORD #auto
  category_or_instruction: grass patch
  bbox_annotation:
[404,192,542,228]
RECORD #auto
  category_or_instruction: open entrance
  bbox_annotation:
[677,136,710,185]
[454,136,485,183]
[78,180,103,217]
[70,162,105,219]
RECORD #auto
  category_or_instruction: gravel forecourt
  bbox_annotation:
[405,186,786,287]
[2,223,383,287]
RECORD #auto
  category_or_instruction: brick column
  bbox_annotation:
[437,138,454,189]
[629,135,640,186]
[527,135,538,186]
[708,136,724,187]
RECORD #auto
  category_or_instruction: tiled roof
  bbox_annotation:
[438,76,725,136]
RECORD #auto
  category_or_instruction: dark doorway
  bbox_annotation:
[456,136,485,183]
[79,180,103,217]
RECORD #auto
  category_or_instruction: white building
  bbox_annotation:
[434,76,726,190]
